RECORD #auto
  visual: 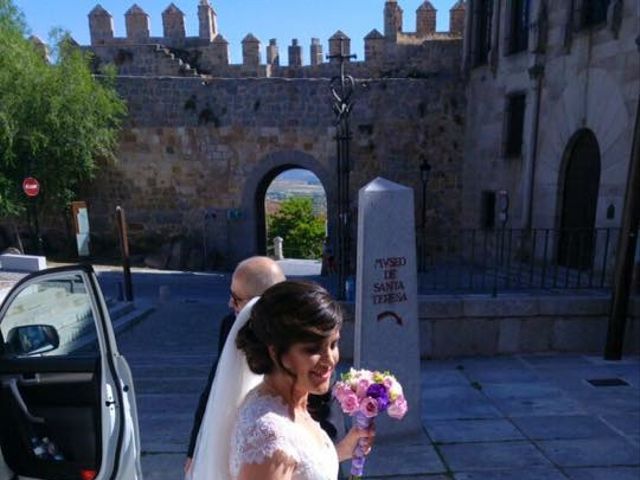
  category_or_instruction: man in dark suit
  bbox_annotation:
[184,256,286,474]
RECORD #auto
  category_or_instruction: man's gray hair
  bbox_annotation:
[234,256,286,297]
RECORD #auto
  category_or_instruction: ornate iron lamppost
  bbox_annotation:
[328,39,356,300]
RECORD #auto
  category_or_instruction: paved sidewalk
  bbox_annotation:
[407,354,640,480]
[4,263,636,478]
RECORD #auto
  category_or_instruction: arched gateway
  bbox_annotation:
[558,129,601,269]
[239,151,336,259]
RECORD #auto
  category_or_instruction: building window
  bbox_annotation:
[481,191,496,229]
[473,0,493,67]
[508,0,530,54]
[504,94,526,158]
[581,0,610,28]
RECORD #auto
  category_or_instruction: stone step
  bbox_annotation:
[153,43,200,77]
[108,300,135,322]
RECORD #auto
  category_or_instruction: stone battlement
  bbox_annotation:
[87,1,465,78]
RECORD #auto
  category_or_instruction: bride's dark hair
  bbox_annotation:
[236,280,343,375]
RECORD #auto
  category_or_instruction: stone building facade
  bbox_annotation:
[460,0,639,272]
[81,1,467,268]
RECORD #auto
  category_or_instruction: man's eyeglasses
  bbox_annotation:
[230,290,246,307]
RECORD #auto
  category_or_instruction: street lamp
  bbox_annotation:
[328,38,357,300]
[419,158,431,270]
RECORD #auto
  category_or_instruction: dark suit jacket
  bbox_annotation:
[187,313,341,457]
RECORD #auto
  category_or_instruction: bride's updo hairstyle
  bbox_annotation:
[236,280,343,375]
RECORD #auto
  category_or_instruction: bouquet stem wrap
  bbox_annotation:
[350,412,373,479]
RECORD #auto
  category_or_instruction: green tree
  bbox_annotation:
[267,197,326,259]
[0,0,126,246]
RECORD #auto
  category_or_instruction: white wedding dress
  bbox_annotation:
[229,388,339,480]
[187,298,339,480]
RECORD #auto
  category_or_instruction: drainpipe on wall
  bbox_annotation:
[489,0,501,74]
[523,63,544,230]
[522,1,549,230]
[604,35,640,360]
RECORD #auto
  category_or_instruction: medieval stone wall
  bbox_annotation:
[84,75,465,268]
[56,1,469,268]
[87,1,465,79]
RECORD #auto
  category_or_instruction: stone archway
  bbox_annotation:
[557,129,601,269]
[239,151,336,259]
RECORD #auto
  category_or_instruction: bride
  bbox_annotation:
[188,280,374,480]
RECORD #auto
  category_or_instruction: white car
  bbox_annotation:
[0,265,142,480]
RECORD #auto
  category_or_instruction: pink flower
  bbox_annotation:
[360,396,379,418]
[356,378,372,398]
[339,391,360,415]
[387,395,408,420]
[333,383,352,403]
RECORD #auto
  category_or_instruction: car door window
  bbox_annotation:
[0,274,99,358]
[0,268,142,480]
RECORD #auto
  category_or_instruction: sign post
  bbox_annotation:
[22,177,43,254]
[71,201,91,257]
[115,206,134,302]
[352,177,439,476]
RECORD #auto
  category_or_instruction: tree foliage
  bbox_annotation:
[267,197,326,259]
[0,0,126,220]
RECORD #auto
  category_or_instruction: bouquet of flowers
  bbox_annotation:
[333,368,408,479]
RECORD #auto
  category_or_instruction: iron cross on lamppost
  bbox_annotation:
[328,38,357,300]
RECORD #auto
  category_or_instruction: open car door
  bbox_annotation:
[0,265,142,480]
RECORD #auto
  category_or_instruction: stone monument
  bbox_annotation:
[353,177,443,476]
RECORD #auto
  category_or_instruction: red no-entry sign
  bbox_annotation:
[22,177,40,197]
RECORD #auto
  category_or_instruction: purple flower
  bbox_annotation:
[366,383,390,411]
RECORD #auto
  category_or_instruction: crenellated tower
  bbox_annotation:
[449,0,466,37]
[266,39,279,66]
[162,3,186,44]
[241,34,261,67]
[288,39,303,68]
[29,35,49,61]
[328,31,351,63]
[88,5,114,45]
[85,1,464,78]
[125,4,150,43]
[416,1,437,37]
[310,38,323,66]
[198,0,217,42]
[364,29,385,63]
[384,0,404,39]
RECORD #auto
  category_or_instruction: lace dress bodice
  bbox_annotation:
[229,388,339,480]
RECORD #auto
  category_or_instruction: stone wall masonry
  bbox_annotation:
[88,45,200,77]
[88,37,462,79]
[461,1,639,232]
[337,295,640,360]
[83,75,465,267]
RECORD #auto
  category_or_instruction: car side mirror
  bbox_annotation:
[5,324,60,356]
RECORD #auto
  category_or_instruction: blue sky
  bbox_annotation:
[14,0,457,64]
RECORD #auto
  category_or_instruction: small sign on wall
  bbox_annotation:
[226,208,243,221]
[71,201,90,257]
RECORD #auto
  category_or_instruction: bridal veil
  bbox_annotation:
[187,297,262,480]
